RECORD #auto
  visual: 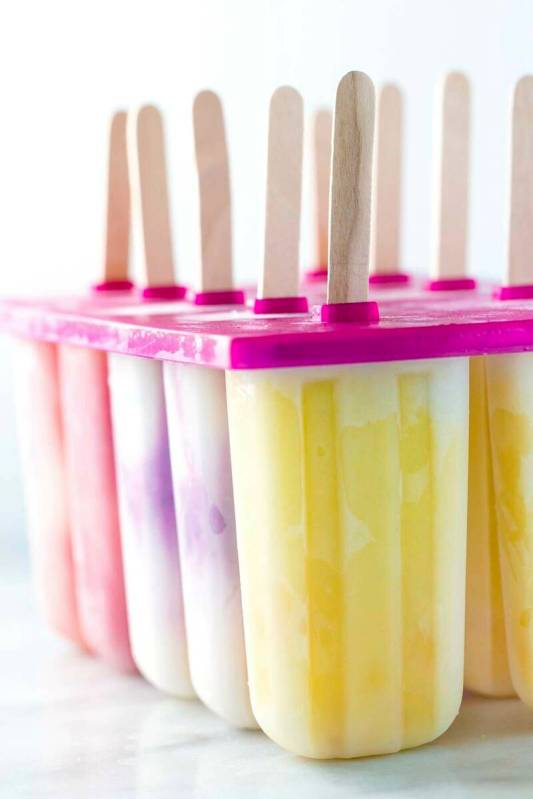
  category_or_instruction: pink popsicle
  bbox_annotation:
[59,345,134,671]
[13,110,135,658]
[15,339,82,644]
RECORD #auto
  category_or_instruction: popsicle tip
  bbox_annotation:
[134,104,163,131]
[379,82,402,103]
[109,109,127,129]
[336,70,375,105]
[513,75,533,107]
[314,107,332,123]
[193,89,222,116]
[442,70,470,98]
[270,85,303,109]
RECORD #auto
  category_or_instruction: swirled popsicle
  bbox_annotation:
[164,89,254,724]
[108,104,193,693]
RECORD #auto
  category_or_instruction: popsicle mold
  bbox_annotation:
[164,362,256,728]
[226,356,469,758]
[108,353,194,696]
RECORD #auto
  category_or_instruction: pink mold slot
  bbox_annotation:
[142,284,188,301]
[426,277,477,292]
[194,289,246,306]
[253,296,309,315]
[369,272,411,286]
[495,283,533,301]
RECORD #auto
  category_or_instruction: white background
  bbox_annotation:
[1,0,533,554]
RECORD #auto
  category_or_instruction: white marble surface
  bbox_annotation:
[2,563,533,798]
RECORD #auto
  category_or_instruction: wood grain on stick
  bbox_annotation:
[128,105,175,286]
[370,84,403,275]
[193,91,233,291]
[260,86,304,299]
[313,109,332,268]
[327,71,375,304]
[507,76,533,285]
[103,111,130,281]
[431,72,470,279]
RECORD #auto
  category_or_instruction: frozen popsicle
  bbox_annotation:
[13,110,133,648]
[58,111,135,671]
[226,71,469,759]
[164,88,278,727]
[484,75,533,705]
[108,104,193,694]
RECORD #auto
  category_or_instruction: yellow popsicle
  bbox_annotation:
[486,352,533,706]
[227,357,469,759]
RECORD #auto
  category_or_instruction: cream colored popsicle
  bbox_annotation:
[226,71,470,759]
[108,104,193,694]
[109,352,193,695]
[163,89,255,725]
[164,362,254,725]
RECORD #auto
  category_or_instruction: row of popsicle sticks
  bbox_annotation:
[102,70,533,311]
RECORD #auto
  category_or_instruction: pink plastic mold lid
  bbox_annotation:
[3,290,533,370]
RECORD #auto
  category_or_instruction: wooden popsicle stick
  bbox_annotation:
[128,105,175,286]
[507,76,533,286]
[193,90,233,291]
[103,111,130,282]
[259,86,304,299]
[431,71,470,279]
[370,84,403,275]
[313,108,332,269]
[327,71,375,304]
